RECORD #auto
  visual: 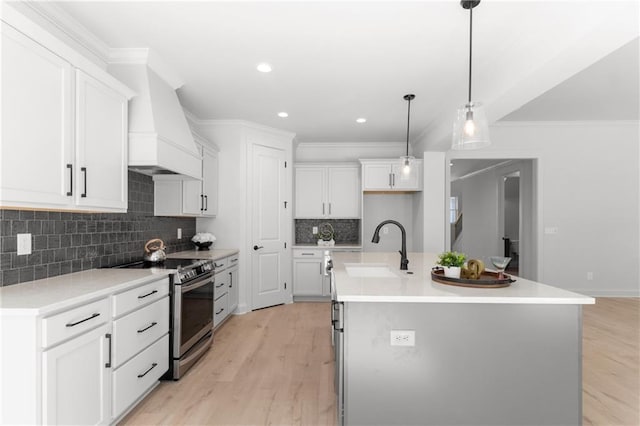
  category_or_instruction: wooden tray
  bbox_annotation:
[431,268,515,288]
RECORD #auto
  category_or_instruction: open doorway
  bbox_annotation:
[449,159,537,280]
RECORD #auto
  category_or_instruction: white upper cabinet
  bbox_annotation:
[154,142,219,217]
[75,70,128,210]
[295,164,360,219]
[0,18,133,212]
[1,24,74,208]
[361,159,423,191]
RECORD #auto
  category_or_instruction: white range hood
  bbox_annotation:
[108,63,201,179]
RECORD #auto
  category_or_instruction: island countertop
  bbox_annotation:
[332,252,595,305]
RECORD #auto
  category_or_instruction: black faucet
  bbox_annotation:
[371,220,409,270]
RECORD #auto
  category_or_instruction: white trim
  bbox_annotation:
[493,120,640,128]
[570,290,640,298]
[451,160,515,182]
[297,141,404,149]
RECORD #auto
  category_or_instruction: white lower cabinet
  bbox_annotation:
[293,249,328,298]
[42,323,112,425]
[212,254,240,328]
[0,276,169,425]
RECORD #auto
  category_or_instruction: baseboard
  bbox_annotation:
[568,289,640,297]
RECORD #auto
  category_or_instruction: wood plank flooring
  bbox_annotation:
[121,299,639,426]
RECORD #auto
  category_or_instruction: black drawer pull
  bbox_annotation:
[214,263,224,268]
[301,253,315,256]
[66,164,73,196]
[137,290,158,299]
[137,362,158,378]
[66,312,100,327]
[137,322,158,334]
[215,282,225,288]
[215,307,224,315]
[105,333,112,368]
[81,167,87,198]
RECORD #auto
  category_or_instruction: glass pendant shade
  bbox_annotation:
[400,155,415,177]
[452,102,490,150]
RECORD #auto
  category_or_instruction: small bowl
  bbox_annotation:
[193,241,213,250]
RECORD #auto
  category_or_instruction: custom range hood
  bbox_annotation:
[108,62,201,179]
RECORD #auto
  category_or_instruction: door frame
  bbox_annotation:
[245,129,293,310]
[445,150,543,281]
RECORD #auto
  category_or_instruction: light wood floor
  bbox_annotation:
[121,299,639,426]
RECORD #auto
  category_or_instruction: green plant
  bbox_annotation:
[437,251,466,267]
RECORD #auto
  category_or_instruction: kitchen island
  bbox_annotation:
[330,252,594,426]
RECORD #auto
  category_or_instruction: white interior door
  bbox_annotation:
[251,144,290,310]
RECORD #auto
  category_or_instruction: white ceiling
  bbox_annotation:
[49,0,640,144]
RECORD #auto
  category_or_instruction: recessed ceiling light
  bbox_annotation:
[278,112,289,118]
[257,63,272,73]
[356,118,367,123]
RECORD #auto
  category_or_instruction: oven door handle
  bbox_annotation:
[180,274,215,293]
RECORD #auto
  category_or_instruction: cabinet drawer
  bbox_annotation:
[214,277,228,300]
[112,334,169,419]
[112,296,169,368]
[42,298,110,348]
[293,249,323,258]
[112,277,170,318]
[212,257,228,270]
[214,292,229,327]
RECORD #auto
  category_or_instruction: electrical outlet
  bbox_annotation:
[177,228,182,239]
[587,272,593,281]
[390,330,415,347]
[383,226,389,235]
[17,233,32,255]
[312,226,318,235]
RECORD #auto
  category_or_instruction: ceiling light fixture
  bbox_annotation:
[356,118,367,123]
[401,94,415,175]
[452,0,490,150]
[257,63,272,73]
[278,112,288,118]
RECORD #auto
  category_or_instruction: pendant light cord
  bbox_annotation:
[406,97,411,156]
[468,5,473,104]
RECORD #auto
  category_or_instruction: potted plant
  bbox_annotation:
[436,251,467,278]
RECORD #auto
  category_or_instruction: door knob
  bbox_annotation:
[253,245,264,251]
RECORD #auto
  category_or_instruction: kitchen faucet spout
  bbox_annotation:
[371,220,409,270]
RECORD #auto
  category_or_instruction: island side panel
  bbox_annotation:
[343,302,582,426]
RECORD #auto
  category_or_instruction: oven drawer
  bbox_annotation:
[213,292,229,327]
[112,277,170,318]
[42,297,110,348]
[112,334,169,419]
[112,296,169,368]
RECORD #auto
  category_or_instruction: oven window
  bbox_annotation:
[181,279,214,347]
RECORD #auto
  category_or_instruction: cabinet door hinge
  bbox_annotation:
[284,242,287,249]
[284,161,287,168]
[284,201,288,209]
[284,282,287,289]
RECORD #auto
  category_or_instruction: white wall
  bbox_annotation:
[362,194,416,253]
[420,121,639,296]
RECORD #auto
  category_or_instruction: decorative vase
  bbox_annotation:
[443,266,461,279]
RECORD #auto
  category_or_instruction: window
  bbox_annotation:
[450,196,459,224]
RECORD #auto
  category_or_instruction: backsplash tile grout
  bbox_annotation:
[0,172,196,287]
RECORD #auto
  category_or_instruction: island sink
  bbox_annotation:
[344,263,398,278]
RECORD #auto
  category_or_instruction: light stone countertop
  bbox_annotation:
[293,244,362,250]
[167,248,239,261]
[0,269,173,316]
[332,252,595,305]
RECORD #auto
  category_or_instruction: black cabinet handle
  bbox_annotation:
[200,194,204,211]
[229,271,232,288]
[105,333,112,368]
[66,312,100,327]
[137,290,158,299]
[137,321,158,333]
[215,307,224,315]
[204,195,208,211]
[66,164,73,196]
[81,167,87,198]
[137,362,158,378]
[215,282,225,288]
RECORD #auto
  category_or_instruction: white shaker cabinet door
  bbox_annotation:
[75,70,128,211]
[182,179,203,215]
[362,164,393,190]
[202,149,218,217]
[295,167,326,218]
[327,166,360,218]
[1,25,74,207]
[293,259,324,296]
[42,324,112,426]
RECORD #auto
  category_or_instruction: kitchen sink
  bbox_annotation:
[344,263,398,278]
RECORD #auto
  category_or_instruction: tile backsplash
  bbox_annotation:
[295,219,360,245]
[0,172,196,287]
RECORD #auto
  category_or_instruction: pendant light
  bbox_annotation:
[452,0,490,150]
[401,94,415,175]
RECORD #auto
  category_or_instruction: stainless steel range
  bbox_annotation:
[113,258,215,379]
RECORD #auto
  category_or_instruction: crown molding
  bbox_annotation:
[297,141,405,149]
[493,120,640,128]
[195,119,296,139]
[17,0,111,66]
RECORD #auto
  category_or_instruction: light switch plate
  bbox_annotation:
[177,228,182,239]
[17,233,32,255]
[312,226,318,235]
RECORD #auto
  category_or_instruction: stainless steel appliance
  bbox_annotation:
[112,258,215,380]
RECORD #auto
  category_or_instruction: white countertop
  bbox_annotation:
[332,252,595,305]
[167,248,239,261]
[293,244,362,250]
[0,269,173,316]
